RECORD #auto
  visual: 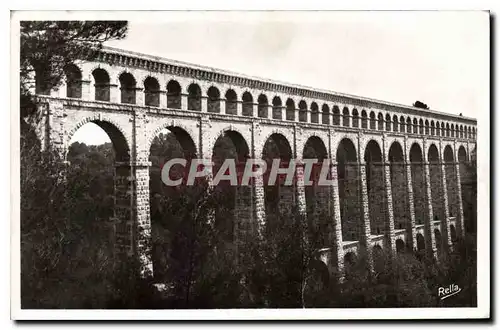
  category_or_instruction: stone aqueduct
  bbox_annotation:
[33,46,477,278]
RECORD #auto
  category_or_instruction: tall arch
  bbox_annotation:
[430,121,435,136]
[392,115,399,132]
[333,106,341,126]
[425,120,430,135]
[410,143,426,226]
[385,114,391,131]
[406,117,412,134]
[369,111,376,130]
[364,140,386,235]
[419,119,424,135]
[337,138,362,243]
[444,145,458,220]
[262,133,293,227]
[413,118,418,134]
[303,136,329,247]
[399,115,405,132]
[389,142,409,232]
[377,113,384,130]
[428,144,445,224]
[352,109,359,128]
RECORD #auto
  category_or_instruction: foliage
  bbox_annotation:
[413,100,430,109]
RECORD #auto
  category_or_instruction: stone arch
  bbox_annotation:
[225,89,238,115]
[342,107,350,127]
[446,123,450,137]
[207,86,221,113]
[119,71,137,104]
[258,94,269,118]
[430,120,436,136]
[434,229,442,253]
[187,83,202,111]
[211,129,252,241]
[272,96,283,120]
[392,115,399,132]
[286,98,296,121]
[166,80,182,109]
[241,91,253,116]
[321,104,330,125]
[361,110,368,129]
[396,239,405,254]
[406,117,412,133]
[436,121,441,136]
[333,106,341,126]
[64,63,83,99]
[147,120,198,157]
[337,138,362,243]
[369,111,376,130]
[428,143,444,223]
[450,124,455,138]
[303,135,329,247]
[419,118,424,135]
[416,233,425,251]
[443,144,457,219]
[389,141,408,231]
[413,118,418,134]
[441,122,446,136]
[425,120,430,135]
[385,113,391,131]
[144,76,160,107]
[472,127,476,139]
[410,143,426,226]
[352,108,359,128]
[299,100,308,122]
[310,102,319,123]
[377,112,384,130]
[67,116,130,162]
[92,68,110,101]
[364,140,386,235]
[262,133,294,225]
[399,115,405,132]
[459,125,464,138]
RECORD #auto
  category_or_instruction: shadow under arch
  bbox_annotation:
[364,140,385,236]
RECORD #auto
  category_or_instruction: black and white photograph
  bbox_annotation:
[10,9,490,320]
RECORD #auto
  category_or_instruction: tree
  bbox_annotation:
[20,21,127,119]
[413,100,429,109]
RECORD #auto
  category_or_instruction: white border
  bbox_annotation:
[9,8,490,321]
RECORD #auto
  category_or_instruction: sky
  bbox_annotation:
[70,11,489,145]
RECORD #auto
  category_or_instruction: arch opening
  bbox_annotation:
[272,96,283,120]
[64,64,82,99]
[207,86,221,113]
[187,83,202,111]
[242,92,253,117]
[389,142,408,231]
[410,143,426,226]
[119,72,137,104]
[225,89,238,115]
[258,94,269,118]
[166,80,182,109]
[144,77,160,107]
[92,68,110,102]
[364,140,386,235]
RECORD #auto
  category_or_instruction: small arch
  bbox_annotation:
[286,98,295,121]
[272,96,283,120]
[92,68,110,101]
[299,100,308,122]
[444,145,454,163]
[321,104,330,125]
[450,124,455,138]
[436,121,441,136]
[410,143,423,163]
[419,119,424,135]
[406,117,412,133]
[361,110,368,129]
[392,115,399,132]
[166,80,181,109]
[412,118,418,134]
[187,83,202,111]
[377,113,384,130]
[342,107,350,127]
[430,120,435,136]
[369,111,376,130]
[332,106,341,126]
[385,113,391,131]
[242,91,253,116]
[310,102,319,123]
[64,64,82,99]
[352,109,359,128]
[207,86,221,113]
[258,94,269,118]
[428,144,440,163]
[119,72,137,104]
[225,89,238,115]
[458,146,467,163]
[144,76,160,107]
[425,120,430,135]
[446,123,450,137]
[459,125,464,138]
[399,115,405,132]
[472,127,476,139]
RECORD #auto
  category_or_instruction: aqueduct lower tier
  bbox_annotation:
[32,46,477,278]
